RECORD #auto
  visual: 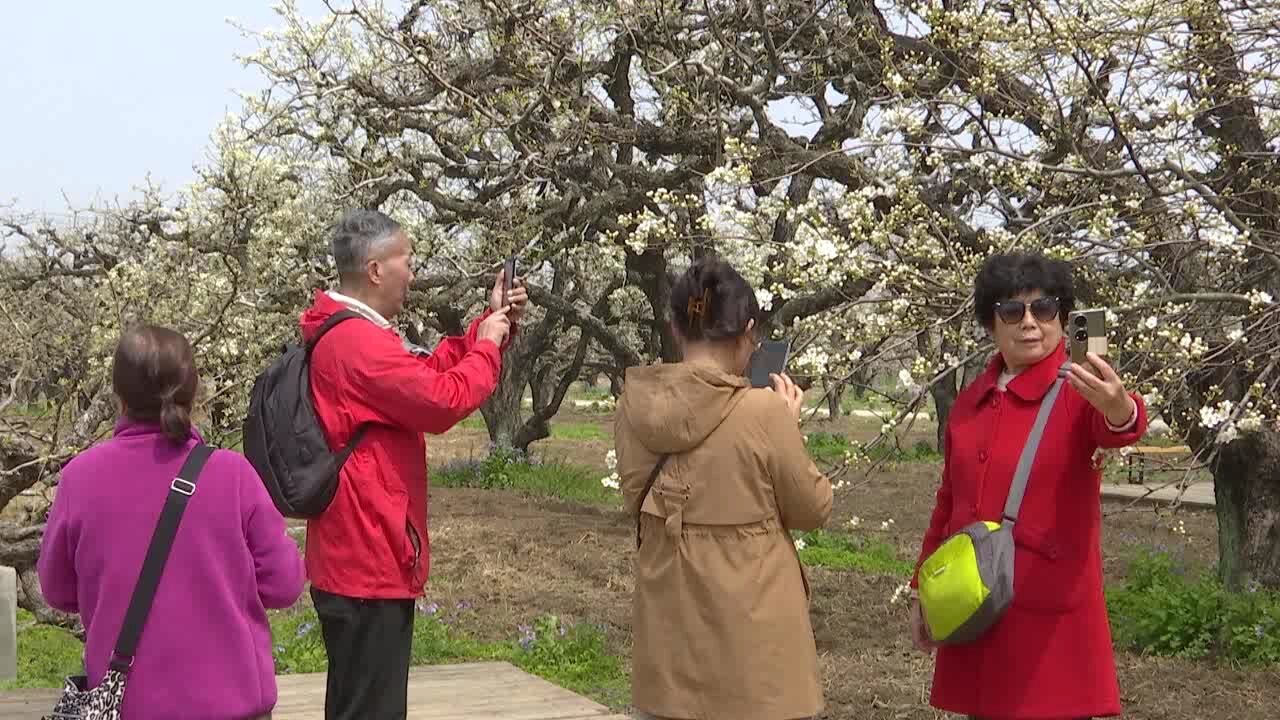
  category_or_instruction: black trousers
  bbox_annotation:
[311,587,415,720]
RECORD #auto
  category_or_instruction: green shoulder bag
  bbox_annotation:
[918,361,1070,645]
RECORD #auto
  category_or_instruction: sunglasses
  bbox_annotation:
[994,296,1060,325]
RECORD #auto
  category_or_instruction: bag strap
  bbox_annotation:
[306,309,365,355]
[306,309,372,454]
[1001,361,1071,526]
[635,455,671,549]
[109,443,215,673]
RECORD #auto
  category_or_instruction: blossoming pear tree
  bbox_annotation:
[4,0,1280,635]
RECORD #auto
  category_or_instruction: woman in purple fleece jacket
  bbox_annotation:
[37,325,306,720]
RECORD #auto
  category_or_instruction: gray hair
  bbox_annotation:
[330,209,403,278]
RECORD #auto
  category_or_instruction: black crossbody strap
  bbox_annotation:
[109,443,215,673]
[635,455,671,549]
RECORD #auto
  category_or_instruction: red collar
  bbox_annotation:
[970,341,1069,403]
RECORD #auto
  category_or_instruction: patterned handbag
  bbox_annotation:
[44,444,214,720]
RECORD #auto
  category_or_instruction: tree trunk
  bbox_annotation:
[480,359,528,452]
[823,378,843,418]
[929,373,959,454]
[1210,428,1280,591]
[927,350,987,454]
[850,366,869,401]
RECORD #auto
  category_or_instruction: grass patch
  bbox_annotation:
[1106,551,1280,665]
[804,431,941,464]
[805,431,854,463]
[793,529,914,577]
[0,610,83,690]
[7,603,627,708]
[550,421,609,441]
[454,416,608,441]
[270,603,626,707]
[432,449,616,505]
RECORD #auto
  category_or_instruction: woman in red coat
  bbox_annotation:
[908,251,1148,720]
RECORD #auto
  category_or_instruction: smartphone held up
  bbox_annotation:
[501,256,516,309]
[747,340,791,389]
[1068,308,1107,366]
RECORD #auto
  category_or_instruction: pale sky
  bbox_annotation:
[0,2,322,216]
[0,1,827,223]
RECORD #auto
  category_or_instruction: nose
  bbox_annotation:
[1020,306,1038,327]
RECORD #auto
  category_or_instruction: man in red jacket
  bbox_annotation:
[301,209,527,720]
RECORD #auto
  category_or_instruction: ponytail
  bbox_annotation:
[159,394,192,443]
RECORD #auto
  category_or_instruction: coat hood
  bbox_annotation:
[618,362,750,454]
[299,290,349,343]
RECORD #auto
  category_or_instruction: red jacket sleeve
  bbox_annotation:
[421,310,517,374]
[345,326,503,435]
[1090,392,1148,449]
[911,422,955,589]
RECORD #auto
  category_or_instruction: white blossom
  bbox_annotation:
[1246,289,1274,308]
[755,288,775,311]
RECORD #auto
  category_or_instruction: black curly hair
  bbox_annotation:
[974,251,1075,329]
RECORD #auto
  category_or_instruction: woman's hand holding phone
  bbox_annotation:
[1068,352,1134,426]
[769,373,804,422]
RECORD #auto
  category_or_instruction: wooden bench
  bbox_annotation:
[1124,445,1192,485]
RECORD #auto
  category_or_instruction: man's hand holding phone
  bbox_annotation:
[769,373,805,422]
[478,306,512,348]
[489,260,529,324]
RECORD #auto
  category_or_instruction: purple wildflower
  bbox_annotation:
[518,624,536,651]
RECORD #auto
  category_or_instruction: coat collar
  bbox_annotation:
[970,341,1069,403]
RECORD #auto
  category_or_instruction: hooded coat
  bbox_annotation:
[614,362,833,720]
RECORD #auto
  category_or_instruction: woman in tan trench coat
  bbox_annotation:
[614,258,834,720]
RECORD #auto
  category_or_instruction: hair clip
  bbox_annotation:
[686,288,711,327]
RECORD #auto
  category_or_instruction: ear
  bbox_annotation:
[745,318,756,336]
[364,257,383,287]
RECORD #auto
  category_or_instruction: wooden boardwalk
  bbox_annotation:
[1100,480,1215,508]
[0,661,631,719]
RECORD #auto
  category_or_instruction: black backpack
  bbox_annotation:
[243,310,371,519]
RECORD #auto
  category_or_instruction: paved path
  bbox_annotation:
[1101,481,1215,508]
[0,661,630,720]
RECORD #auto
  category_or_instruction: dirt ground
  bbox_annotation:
[419,413,1280,719]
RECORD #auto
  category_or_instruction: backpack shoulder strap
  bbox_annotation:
[306,310,367,354]
[305,309,376,451]
[1002,361,1072,526]
[635,454,671,549]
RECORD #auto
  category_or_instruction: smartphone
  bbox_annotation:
[747,340,791,388]
[501,256,516,308]
[1068,309,1108,365]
